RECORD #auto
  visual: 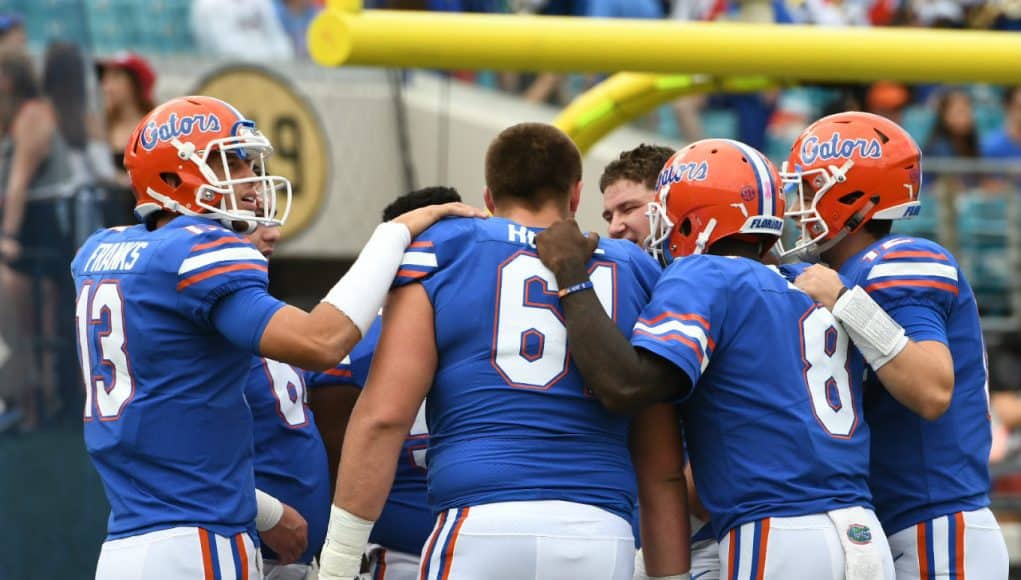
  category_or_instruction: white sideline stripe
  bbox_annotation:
[401,251,438,268]
[178,247,267,275]
[867,262,958,281]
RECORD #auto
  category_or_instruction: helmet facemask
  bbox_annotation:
[171,120,292,233]
[645,194,674,267]
[777,159,853,259]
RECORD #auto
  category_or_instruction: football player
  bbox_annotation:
[71,95,483,579]
[600,143,720,580]
[305,186,462,580]
[244,223,327,580]
[319,123,689,580]
[781,111,1009,579]
[536,138,895,579]
[601,144,676,246]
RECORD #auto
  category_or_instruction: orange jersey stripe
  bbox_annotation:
[640,311,710,332]
[198,529,215,580]
[323,368,353,377]
[235,533,249,579]
[410,241,434,248]
[441,508,471,580]
[954,512,966,579]
[883,250,949,261]
[397,269,429,280]
[865,279,959,295]
[190,236,247,253]
[633,329,705,363]
[756,519,770,580]
[917,523,929,580]
[177,263,268,291]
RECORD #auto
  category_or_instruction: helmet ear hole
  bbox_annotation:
[680,218,692,236]
[160,172,182,188]
[838,191,864,206]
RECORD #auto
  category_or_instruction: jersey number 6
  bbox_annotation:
[492,253,614,390]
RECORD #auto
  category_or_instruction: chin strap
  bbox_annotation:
[815,199,876,256]
[693,219,717,255]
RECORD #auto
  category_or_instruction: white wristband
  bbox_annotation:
[254,488,283,532]
[832,285,909,371]
[322,222,411,336]
[319,505,374,580]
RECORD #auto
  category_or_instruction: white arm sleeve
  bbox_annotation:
[321,222,411,336]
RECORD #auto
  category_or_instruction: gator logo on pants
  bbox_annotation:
[847,524,873,545]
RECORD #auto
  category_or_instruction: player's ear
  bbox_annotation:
[483,187,496,214]
[569,181,582,215]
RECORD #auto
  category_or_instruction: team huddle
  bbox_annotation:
[71,94,1007,580]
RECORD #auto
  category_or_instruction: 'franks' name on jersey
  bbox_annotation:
[83,242,150,273]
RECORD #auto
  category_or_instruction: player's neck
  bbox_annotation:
[152,212,176,230]
[493,204,570,228]
[822,231,876,271]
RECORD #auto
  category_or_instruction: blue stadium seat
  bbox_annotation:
[892,188,940,240]
[955,192,1011,315]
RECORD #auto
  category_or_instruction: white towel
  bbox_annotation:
[827,506,884,580]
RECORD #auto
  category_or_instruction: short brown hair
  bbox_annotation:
[485,123,582,208]
[599,144,675,193]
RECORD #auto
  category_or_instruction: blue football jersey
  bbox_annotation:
[305,318,435,556]
[245,358,330,564]
[391,217,661,522]
[631,255,873,540]
[71,217,284,539]
[840,235,991,534]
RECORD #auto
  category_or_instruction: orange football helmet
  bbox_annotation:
[124,95,292,230]
[780,111,921,258]
[646,138,785,265]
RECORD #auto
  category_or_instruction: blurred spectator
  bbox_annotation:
[587,0,663,18]
[191,0,294,61]
[96,52,155,223]
[97,53,155,175]
[44,43,120,237]
[0,13,25,54]
[0,51,72,430]
[989,333,1021,468]
[865,80,910,124]
[924,88,982,189]
[274,0,322,59]
[981,86,1021,161]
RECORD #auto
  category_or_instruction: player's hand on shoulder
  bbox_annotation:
[392,202,488,237]
[260,502,309,565]
[794,263,847,310]
[535,218,599,280]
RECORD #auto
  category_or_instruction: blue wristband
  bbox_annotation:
[558,280,593,299]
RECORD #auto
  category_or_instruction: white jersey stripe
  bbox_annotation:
[401,251,439,268]
[867,262,958,281]
[178,247,267,275]
[634,320,712,371]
